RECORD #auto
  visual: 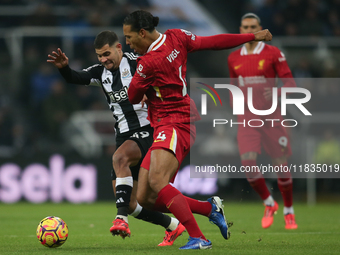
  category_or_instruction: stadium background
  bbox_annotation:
[0,0,339,204]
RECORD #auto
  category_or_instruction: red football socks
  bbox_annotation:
[184,196,212,217]
[156,184,207,240]
[277,163,293,207]
[243,159,271,200]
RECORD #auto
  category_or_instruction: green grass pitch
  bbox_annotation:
[0,201,339,254]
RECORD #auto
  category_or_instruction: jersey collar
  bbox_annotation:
[240,41,265,55]
[147,33,166,53]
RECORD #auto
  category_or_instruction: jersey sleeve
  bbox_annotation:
[197,33,255,51]
[272,48,296,96]
[227,54,237,107]
[58,64,102,86]
[227,55,237,79]
[174,29,255,53]
[128,58,154,104]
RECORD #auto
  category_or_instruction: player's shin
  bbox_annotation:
[157,184,207,241]
[115,176,133,222]
[130,202,176,229]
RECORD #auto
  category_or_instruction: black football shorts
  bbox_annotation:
[111,125,154,180]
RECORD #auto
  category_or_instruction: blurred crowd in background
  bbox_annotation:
[0,0,339,167]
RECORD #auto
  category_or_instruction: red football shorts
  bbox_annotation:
[237,115,292,158]
[141,123,196,183]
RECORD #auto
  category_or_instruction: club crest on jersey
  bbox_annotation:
[108,86,128,103]
[258,59,265,70]
[122,68,131,78]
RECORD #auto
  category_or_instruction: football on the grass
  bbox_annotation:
[36,216,68,248]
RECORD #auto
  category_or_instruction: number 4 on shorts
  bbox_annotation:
[156,131,166,141]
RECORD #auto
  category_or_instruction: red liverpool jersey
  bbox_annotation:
[228,42,296,112]
[128,29,201,127]
[128,29,255,127]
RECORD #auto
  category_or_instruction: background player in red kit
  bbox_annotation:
[228,13,298,230]
[123,10,272,249]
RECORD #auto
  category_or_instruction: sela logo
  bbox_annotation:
[108,86,128,103]
[199,83,312,128]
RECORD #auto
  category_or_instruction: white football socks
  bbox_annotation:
[284,206,294,215]
[130,203,143,217]
[263,195,275,206]
[167,217,180,231]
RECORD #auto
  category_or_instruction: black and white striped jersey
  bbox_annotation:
[58,52,149,135]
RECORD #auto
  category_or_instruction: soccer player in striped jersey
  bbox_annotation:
[123,10,272,249]
[227,13,298,230]
[47,30,185,246]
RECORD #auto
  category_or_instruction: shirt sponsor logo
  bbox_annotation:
[108,86,128,103]
[238,75,267,86]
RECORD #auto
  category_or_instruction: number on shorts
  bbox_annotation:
[156,131,166,141]
[131,131,150,139]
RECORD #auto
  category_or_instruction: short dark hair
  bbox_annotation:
[94,30,119,49]
[123,10,159,33]
[241,13,261,25]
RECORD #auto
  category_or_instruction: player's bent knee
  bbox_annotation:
[136,194,151,209]
[112,153,130,171]
[148,177,168,194]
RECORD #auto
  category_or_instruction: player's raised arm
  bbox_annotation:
[187,29,271,52]
[47,48,69,68]
[254,29,272,41]
[47,48,93,85]
[197,33,256,51]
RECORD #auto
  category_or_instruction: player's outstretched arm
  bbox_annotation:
[253,29,272,41]
[47,48,69,68]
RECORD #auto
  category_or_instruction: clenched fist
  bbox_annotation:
[254,29,272,42]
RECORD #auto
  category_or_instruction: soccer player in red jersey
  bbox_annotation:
[121,10,272,249]
[227,13,298,230]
